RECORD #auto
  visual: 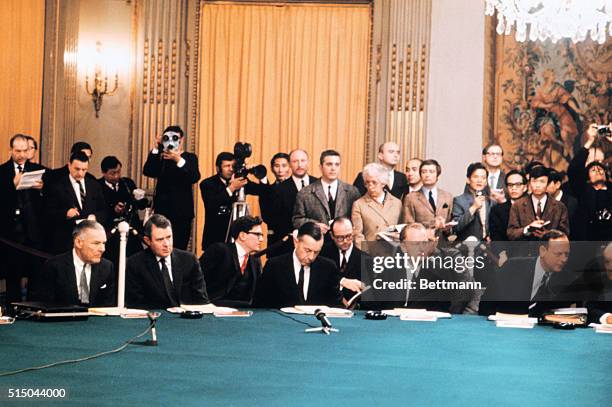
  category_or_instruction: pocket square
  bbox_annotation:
[100,284,107,289]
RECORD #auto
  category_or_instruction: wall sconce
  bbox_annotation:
[84,41,119,118]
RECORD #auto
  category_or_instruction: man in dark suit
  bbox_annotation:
[320,217,367,307]
[507,165,569,241]
[489,170,527,242]
[30,221,116,307]
[546,170,580,240]
[264,149,318,257]
[293,150,361,235]
[0,134,46,304]
[43,141,96,185]
[199,151,268,251]
[452,162,494,242]
[480,230,579,316]
[200,216,264,307]
[255,222,341,308]
[98,156,148,263]
[44,151,108,254]
[126,214,209,309]
[259,152,290,246]
[354,142,408,199]
[143,126,200,250]
[567,124,612,241]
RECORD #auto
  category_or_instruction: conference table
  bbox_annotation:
[1,311,610,406]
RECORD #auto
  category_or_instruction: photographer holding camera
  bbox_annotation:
[143,125,201,250]
[98,156,148,264]
[200,144,269,251]
[567,122,612,241]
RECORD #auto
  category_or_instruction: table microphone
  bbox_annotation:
[145,311,161,346]
[314,308,332,331]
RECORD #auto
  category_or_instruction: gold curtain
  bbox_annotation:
[0,0,45,161]
[196,1,371,251]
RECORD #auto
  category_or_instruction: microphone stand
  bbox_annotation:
[305,309,339,335]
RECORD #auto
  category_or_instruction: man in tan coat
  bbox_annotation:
[401,159,454,239]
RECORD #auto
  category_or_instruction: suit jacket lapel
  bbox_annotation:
[418,190,435,214]
[335,183,346,216]
[67,252,79,302]
[170,252,183,294]
[313,182,331,217]
[64,175,82,210]
[147,251,167,295]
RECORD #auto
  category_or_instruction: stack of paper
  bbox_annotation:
[167,304,238,314]
[488,312,537,329]
[280,305,353,318]
[88,307,149,318]
[551,307,588,315]
[382,308,451,321]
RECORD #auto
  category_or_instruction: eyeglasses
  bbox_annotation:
[507,182,525,188]
[332,234,353,242]
[486,152,503,156]
[247,232,264,238]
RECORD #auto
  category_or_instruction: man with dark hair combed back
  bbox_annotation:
[255,222,341,308]
[126,214,209,309]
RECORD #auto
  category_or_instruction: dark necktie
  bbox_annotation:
[536,200,543,219]
[340,250,348,274]
[301,179,305,189]
[79,264,89,304]
[17,165,23,173]
[428,190,436,212]
[535,271,552,299]
[159,257,178,306]
[327,185,336,219]
[297,265,305,304]
[78,180,86,209]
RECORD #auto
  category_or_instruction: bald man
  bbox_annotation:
[353,142,408,199]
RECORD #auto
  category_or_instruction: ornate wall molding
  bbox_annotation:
[367,0,432,166]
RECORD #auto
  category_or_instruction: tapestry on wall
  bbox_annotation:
[483,20,612,172]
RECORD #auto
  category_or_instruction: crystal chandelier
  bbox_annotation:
[485,0,612,44]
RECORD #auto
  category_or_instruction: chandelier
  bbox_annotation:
[485,0,612,44]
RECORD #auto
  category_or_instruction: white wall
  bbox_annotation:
[426,0,485,196]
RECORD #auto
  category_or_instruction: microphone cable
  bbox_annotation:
[0,322,154,377]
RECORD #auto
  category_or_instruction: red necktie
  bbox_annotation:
[240,255,249,275]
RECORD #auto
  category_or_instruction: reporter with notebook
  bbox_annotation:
[255,222,341,308]
[30,221,116,307]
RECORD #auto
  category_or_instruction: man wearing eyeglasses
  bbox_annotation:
[320,217,367,307]
[489,170,527,242]
[199,216,264,307]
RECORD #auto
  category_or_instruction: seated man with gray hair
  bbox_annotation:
[30,220,116,307]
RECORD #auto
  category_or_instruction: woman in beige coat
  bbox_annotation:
[351,163,403,249]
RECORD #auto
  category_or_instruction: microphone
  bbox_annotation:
[314,308,332,333]
[145,311,161,346]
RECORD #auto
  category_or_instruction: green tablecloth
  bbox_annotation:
[0,311,610,406]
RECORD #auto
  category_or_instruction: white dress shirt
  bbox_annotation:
[69,174,86,208]
[235,242,248,270]
[420,186,438,206]
[320,179,338,200]
[292,175,310,191]
[292,250,310,301]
